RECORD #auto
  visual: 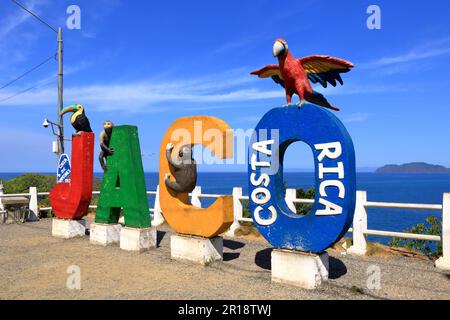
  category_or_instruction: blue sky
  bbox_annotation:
[0,0,449,172]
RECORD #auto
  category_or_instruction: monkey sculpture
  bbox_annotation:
[98,120,114,172]
[164,142,197,194]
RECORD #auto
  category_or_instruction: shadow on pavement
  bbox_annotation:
[255,248,273,270]
[157,230,166,247]
[223,239,245,250]
[329,256,347,279]
[223,239,245,261]
[223,252,241,261]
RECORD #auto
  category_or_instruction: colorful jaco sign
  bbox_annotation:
[50,106,356,250]
[248,104,356,253]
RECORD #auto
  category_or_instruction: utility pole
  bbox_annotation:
[57,27,64,156]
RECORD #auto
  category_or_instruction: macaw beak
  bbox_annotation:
[273,41,287,57]
[60,105,77,116]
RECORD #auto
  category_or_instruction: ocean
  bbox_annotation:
[1,172,450,245]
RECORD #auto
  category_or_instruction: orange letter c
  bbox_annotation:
[158,116,234,238]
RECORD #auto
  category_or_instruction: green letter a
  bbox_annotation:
[96,125,150,228]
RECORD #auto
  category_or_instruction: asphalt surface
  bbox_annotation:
[1,219,449,299]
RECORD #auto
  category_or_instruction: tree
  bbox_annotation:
[3,174,55,208]
[389,215,442,257]
[3,173,55,194]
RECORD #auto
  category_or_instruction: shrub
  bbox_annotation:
[3,173,55,208]
[389,215,442,257]
[294,187,315,215]
[3,173,55,194]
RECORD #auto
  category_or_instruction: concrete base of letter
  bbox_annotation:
[120,227,157,252]
[271,249,329,289]
[435,257,450,271]
[52,218,86,239]
[170,234,223,265]
[347,245,367,256]
[89,222,121,246]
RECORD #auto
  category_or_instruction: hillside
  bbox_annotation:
[376,162,450,173]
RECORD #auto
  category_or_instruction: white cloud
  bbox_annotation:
[369,47,450,67]
[341,112,369,124]
[4,35,437,115]
[0,0,52,73]
[361,36,450,69]
[0,1,35,40]
[0,69,284,112]
[313,82,404,96]
[0,69,408,113]
[0,0,52,41]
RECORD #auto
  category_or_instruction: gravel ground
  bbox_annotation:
[0,219,449,300]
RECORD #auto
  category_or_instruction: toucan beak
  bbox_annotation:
[273,41,286,57]
[60,105,77,116]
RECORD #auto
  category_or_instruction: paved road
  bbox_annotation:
[0,219,449,299]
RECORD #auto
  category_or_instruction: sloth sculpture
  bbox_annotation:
[164,143,197,194]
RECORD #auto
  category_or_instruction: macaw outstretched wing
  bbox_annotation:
[299,55,354,88]
[250,65,284,88]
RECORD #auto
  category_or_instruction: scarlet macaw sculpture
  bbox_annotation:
[250,38,354,111]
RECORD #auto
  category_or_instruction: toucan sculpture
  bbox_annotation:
[251,38,354,111]
[60,104,93,134]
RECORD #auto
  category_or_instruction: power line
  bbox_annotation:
[0,76,55,104]
[10,0,57,33]
[0,54,56,91]
[9,0,65,164]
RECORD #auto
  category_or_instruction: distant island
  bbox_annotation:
[376,162,450,174]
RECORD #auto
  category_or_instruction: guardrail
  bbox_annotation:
[347,190,449,272]
[0,186,449,270]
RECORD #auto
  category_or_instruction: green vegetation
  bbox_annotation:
[241,186,315,219]
[242,198,251,219]
[294,187,315,215]
[389,215,442,257]
[3,173,55,194]
[3,173,55,208]
[2,173,102,216]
